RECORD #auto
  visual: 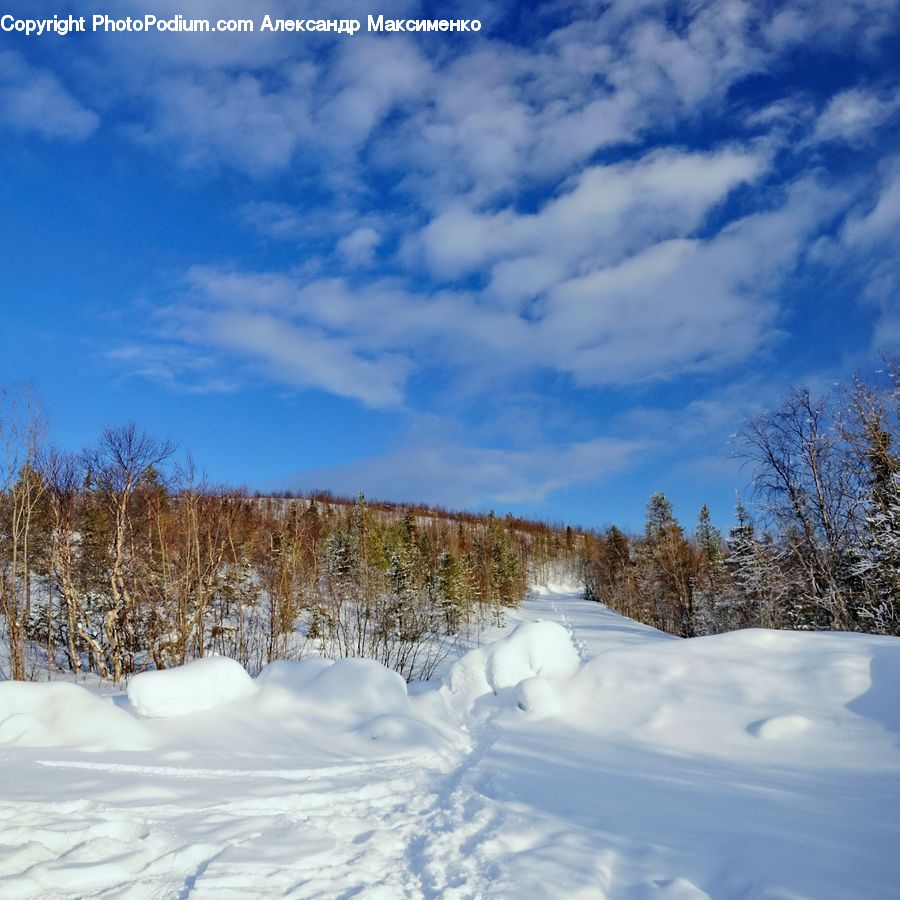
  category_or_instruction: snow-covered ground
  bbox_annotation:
[1,585,899,898]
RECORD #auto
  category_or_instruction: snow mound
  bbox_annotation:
[247,656,463,756]
[515,676,563,719]
[564,627,899,766]
[253,657,411,724]
[127,656,257,718]
[254,656,333,691]
[444,621,581,718]
[302,657,409,708]
[0,682,152,751]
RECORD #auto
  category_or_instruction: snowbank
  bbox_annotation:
[443,620,581,720]
[127,655,257,718]
[251,656,461,753]
[254,656,333,691]
[1,589,899,900]
[0,682,152,750]
[563,626,900,767]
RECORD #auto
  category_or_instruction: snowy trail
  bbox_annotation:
[511,583,676,657]
[2,585,900,898]
[0,588,601,898]
[1,751,458,898]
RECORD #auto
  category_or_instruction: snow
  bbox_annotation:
[0,682,151,751]
[126,655,258,718]
[442,620,581,722]
[1,584,899,898]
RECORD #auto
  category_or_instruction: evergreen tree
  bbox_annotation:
[645,492,675,541]
[721,498,757,629]
[723,498,796,630]
[693,504,725,635]
[637,493,697,636]
[435,549,463,632]
[852,413,900,633]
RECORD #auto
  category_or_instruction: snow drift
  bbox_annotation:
[1,589,899,899]
[562,626,900,767]
[443,620,581,721]
[127,655,258,718]
[0,682,151,751]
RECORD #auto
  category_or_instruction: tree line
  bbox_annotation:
[3,360,898,684]
[583,361,900,638]
[0,392,577,682]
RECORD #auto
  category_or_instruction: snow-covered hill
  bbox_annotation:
[1,587,898,898]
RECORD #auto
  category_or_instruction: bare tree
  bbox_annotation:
[84,423,174,681]
[740,389,863,629]
[0,385,46,680]
[41,448,108,676]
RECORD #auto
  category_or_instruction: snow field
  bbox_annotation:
[0,586,898,898]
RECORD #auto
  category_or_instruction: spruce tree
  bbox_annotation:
[693,504,724,635]
[853,413,900,633]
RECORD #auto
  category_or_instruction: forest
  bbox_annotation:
[1,360,898,684]
[583,362,900,640]
[0,394,574,682]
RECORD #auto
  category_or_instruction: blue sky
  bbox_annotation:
[1,0,899,531]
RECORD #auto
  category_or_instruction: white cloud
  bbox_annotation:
[764,0,900,52]
[812,87,900,145]
[163,302,409,408]
[834,157,900,346]
[842,158,900,248]
[337,227,381,268]
[137,65,316,174]
[240,201,307,240]
[106,343,239,394]
[127,34,430,177]
[413,146,768,283]
[537,177,840,385]
[142,171,840,407]
[323,38,432,153]
[289,435,643,507]
[75,0,895,424]
[0,51,98,141]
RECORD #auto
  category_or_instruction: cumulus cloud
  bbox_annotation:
[120,32,431,177]
[537,176,845,385]
[136,65,316,174]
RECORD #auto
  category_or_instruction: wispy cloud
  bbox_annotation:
[14,0,896,518]
[811,87,900,146]
[0,51,98,140]
[132,160,841,406]
[288,435,644,508]
[106,343,239,394]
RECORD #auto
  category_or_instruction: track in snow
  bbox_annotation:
[3,586,899,899]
